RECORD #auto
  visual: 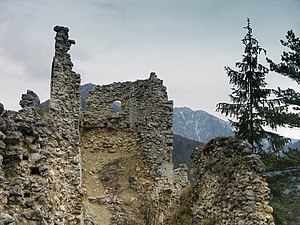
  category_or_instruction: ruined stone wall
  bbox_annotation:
[0,26,84,225]
[84,72,173,179]
[168,137,274,225]
[0,26,83,225]
[49,25,81,146]
[0,91,82,224]
[0,25,275,225]
[82,73,176,224]
[48,26,83,223]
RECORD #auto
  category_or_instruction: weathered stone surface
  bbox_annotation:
[54,25,68,32]
[0,26,83,225]
[0,140,5,149]
[168,137,274,225]
[82,72,177,224]
[19,90,40,108]
[9,185,23,196]
[0,117,6,131]
[4,131,23,144]
[0,131,6,140]
[0,213,15,223]
[48,25,82,223]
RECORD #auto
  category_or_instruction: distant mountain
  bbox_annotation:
[172,134,202,171]
[80,83,96,110]
[173,107,233,143]
[41,83,96,111]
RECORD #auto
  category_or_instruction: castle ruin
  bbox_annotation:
[0,26,274,225]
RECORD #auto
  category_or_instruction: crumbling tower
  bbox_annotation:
[49,26,83,222]
[49,25,81,145]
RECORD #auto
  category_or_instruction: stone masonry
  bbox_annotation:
[168,137,274,225]
[0,26,83,225]
[82,72,177,224]
[48,25,83,223]
[0,91,83,224]
[49,25,81,146]
[0,26,274,225]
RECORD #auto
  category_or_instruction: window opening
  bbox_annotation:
[112,100,122,112]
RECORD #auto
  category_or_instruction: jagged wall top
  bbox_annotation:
[83,72,174,170]
[82,72,176,223]
[49,25,81,145]
[53,26,75,56]
[48,26,83,222]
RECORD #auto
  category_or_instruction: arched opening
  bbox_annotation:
[112,100,122,112]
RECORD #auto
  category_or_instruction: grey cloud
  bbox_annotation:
[90,1,127,20]
[0,0,98,79]
[0,24,53,79]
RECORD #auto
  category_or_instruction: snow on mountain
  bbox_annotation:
[173,107,233,143]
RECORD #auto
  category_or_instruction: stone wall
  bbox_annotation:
[168,137,274,225]
[0,26,83,225]
[82,73,178,224]
[48,26,83,223]
[49,25,81,146]
[0,91,82,224]
[83,72,173,181]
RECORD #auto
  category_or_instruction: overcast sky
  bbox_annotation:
[0,0,299,138]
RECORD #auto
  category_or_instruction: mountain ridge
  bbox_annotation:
[173,106,233,143]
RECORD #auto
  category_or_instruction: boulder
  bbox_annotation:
[19,90,40,108]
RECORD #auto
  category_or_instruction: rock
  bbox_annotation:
[108,148,117,153]
[36,194,47,203]
[19,90,40,108]
[69,39,76,45]
[0,140,6,149]
[149,72,157,79]
[23,210,35,219]
[4,131,23,144]
[39,166,48,173]
[71,156,80,164]
[0,176,5,183]
[10,185,23,196]
[54,25,69,33]
[18,122,32,134]
[0,213,15,223]
[0,131,6,140]
[21,93,35,101]
[0,103,4,115]
[40,150,51,157]
[31,153,44,162]
[0,117,6,131]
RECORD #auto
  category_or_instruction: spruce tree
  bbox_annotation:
[267,30,300,128]
[265,30,300,225]
[268,30,300,84]
[216,19,289,153]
